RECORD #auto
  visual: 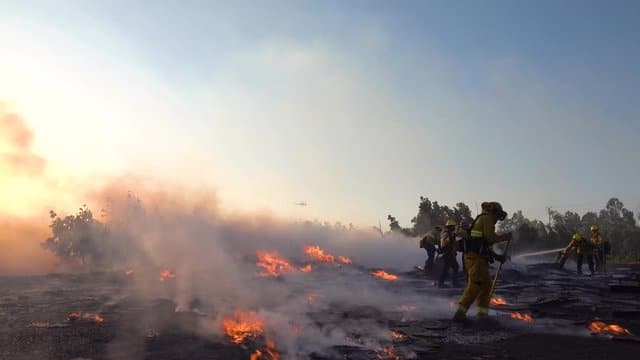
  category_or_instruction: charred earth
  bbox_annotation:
[1,260,639,359]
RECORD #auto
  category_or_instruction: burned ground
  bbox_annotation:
[1,261,639,359]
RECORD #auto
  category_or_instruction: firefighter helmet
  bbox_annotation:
[482,201,507,221]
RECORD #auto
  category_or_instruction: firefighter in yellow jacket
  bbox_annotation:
[438,220,460,287]
[590,225,605,272]
[566,233,595,275]
[453,202,511,323]
[420,226,442,273]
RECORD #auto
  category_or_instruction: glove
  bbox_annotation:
[492,252,507,263]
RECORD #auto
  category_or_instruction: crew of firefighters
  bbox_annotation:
[419,201,609,324]
[557,225,609,275]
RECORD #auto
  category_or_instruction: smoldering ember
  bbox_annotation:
[2,195,640,360]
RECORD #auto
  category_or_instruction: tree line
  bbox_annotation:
[41,194,640,265]
[387,197,640,261]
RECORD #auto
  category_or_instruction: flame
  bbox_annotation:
[510,312,533,322]
[250,339,280,360]
[66,311,104,323]
[29,321,51,328]
[588,321,632,336]
[490,296,508,306]
[159,269,176,281]
[338,255,352,264]
[375,345,400,360]
[371,270,398,281]
[124,268,134,276]
[391,330,407,341]
[221,311,264,344]
[256,251,295,277]
[299,264,313,273]
[304,245,336,263]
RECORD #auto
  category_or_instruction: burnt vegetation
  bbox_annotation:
[388,196,640,261]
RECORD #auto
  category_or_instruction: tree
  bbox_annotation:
[389,197,475,237]
[42,205,107,266]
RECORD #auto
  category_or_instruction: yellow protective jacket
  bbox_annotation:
[420,230,440,248]
[466,213,508,258]
[440,231,457,256]
[469,213,502,245]
[591,234,604,250]
[566,238,594,255]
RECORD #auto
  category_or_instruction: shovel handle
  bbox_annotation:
[488,239,511,300]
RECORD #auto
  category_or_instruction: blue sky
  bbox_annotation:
[1,1,638,225]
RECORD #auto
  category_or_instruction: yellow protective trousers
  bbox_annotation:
[456,252,491,317]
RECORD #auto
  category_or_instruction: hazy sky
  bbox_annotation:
[1,0,639,226]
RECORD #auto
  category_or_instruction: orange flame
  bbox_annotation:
[588,321,632,336]
[371,270,398,281]
[67,311,104,323]
[391,330,407,341]
[299,264,313,273]
[510,312,533,322]
[338,256,352,264]
[29,321,52,328]
[221,311,264,344]
[304,245,336,263]
[490,296,508,306]
[256,251,295,277]
[250,339,280,360]
[375,345,400,360]
[159,269,176,282]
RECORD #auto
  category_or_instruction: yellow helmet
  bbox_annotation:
[572,233,583,241]
[445,219,456,227]
[590,225,599,231]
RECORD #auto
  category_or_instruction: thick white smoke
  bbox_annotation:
[81,181,449,359]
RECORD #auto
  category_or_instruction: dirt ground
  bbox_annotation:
[1,261,639,359]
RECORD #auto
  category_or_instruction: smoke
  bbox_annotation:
[0,105,452,358]
[62,178,444,358]
[0,216,57,275]
[0,103,47,176]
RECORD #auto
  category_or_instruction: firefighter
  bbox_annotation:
[556,245,574,269]
[420,226,442,273]
[566,233,594,275]
[590,225,605,272]
[456,220,468,275]
[453,202,511,323]
[438,219,460,287]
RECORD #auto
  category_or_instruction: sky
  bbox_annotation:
[1,0,639,227]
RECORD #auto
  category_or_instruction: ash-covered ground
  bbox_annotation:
[1,257,639,360]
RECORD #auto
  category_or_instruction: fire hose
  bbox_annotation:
[488,238,511,301]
